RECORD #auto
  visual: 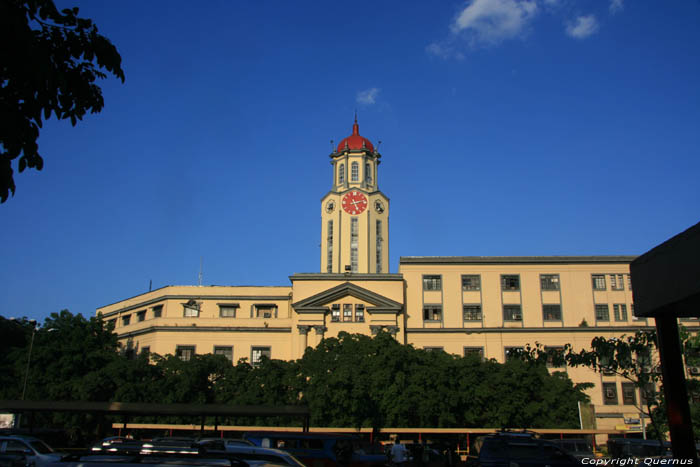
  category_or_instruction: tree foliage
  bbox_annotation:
[0,312,591,443]
[0,0,125,202]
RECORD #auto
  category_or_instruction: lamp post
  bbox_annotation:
[20,319,38,401]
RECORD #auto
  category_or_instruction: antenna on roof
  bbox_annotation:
[198,257,203,286]
[149,279,152,292]
[330,139,334,151]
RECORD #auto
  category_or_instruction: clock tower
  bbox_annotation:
[321,119,389,274]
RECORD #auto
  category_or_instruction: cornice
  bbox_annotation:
[100,295,291,318]
[400,256,637,265]
[292,281,403,312]
[406,325,655,334]
[290,273,403,282]
[117,325,292,338]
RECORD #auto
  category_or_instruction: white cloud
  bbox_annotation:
[451,0,539,46]
[565,15,599,39]
[609,0,624,15]
[356,88,380,106]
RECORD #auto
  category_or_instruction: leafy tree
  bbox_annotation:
[1,0,125,202]
[557,331,664,441]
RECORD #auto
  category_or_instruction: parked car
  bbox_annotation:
[467,432,581,467]
[550,438,596,461]
[0,435,64,466]
[196,443,306,467]
[606,438,671,459]
[197,438,255,449]
[244,432,385,467]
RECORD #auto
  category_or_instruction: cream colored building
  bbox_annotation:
[98,120,696,432]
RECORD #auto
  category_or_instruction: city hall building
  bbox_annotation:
[98,120,690,432]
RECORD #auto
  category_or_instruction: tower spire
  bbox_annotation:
[352,111,359,135]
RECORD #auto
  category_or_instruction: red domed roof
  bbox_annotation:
[336,118,374,153]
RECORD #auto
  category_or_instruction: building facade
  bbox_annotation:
[98,120,694,432]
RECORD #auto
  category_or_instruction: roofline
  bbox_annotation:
[399,256,637,265]
[290,273,404,281]
[98,286,292,311]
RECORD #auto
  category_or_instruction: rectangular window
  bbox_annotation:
[461,275,481,291]
[422,275,442,291]
[351,161,359,181]
[610,274,624,290]
[464,347,484,359]
[622,382,636,405]
[545,346,565,368]
[355,304,365,322]
[501,275,520,291]
[376,220,382,273]
[603,382,618,405]
[592,274,606,291]
[424,347,444,352]
[251,346,271,366]
[503,305,522,321]
[627,274,633,291]
[542,304,562,321]
[122,315,131,326]
[423,305,442,322]
[540,274,560,291]
[505,347,522,362]
[331,304,340,322]
[595,304,610,321]
[614,304,628,321]
[327,220,333,273]
[176,345,195,362]
[463,305,482,321]
[214,346,233,362]
[153,305,163,318]
[343,304,353,322]
[350,218,358,272]
[254,305,277,318]
[183,304,199,317]
[107,318,116,330]
[136,310,146,322]
[219,304,238,318]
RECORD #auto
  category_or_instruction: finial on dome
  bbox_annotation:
[352,111,359,136]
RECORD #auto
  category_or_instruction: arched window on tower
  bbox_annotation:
[351,162,359,182]
[338,163,345,185]
[365,162,372,184]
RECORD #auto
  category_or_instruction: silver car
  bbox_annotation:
[0,435,63,466]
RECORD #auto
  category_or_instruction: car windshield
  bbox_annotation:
[30,440,54,454]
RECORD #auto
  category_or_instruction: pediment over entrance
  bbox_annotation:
[292,282,403,315]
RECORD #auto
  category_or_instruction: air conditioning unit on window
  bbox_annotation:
[688,367,700,376]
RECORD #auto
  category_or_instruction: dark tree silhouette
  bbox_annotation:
[0,0,124,202]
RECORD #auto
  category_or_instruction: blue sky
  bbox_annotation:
[2,0,699,323]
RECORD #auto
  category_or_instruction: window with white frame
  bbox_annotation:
[331,304,340,322]
[251,346,271,366]
[542,304,562,321]
[424,347,444,352]
[338,163,345,185]
[343,304,353,322]
[376,220,382,273]
[351,161,359,181]
[627,274,633,290]
[503,305,522,321]
[505,347,522,362]
[423,305,442,322]
[463,305,482,321]
[365,162,372,184]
